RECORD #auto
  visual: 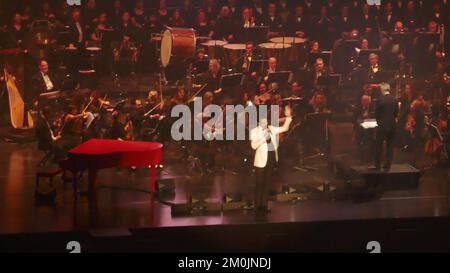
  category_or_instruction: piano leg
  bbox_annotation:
[73,171,78,200]
[88,168,98,195]
[150,165,156,192]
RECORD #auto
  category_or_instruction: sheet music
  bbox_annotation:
[360,119,378,129]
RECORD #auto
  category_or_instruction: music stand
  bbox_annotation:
[267,71,291,85]
[220,73,243,89]
[249,59,267,74]
[295,112,331,172]
[317,74,341,87]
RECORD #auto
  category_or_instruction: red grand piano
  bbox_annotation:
[60,139,163,198]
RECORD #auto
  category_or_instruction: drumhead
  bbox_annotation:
[161,29,173,67]
[270,37,307,44]
[201,40,228,46]
[223,44,246,50]
[259,43,292,49]
[86,47,101,51]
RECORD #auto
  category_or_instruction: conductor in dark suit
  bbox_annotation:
[374,83,399,171]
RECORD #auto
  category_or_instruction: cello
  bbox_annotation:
[2,68,34,129]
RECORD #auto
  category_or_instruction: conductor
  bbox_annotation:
[374,83,399,171]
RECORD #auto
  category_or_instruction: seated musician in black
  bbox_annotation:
[60,104,85,152]
[307,58,332,89]
[109,110,125,140]
[6,13,26,48]
[31,60,59,105]
[196,59,224,101]
[261,57,280,84]
[307,90,331,114]
[193,47,210,74]
[169,84,187,108]
[287,5,309,38]
[364,53,384,84]
[35,106,65,162]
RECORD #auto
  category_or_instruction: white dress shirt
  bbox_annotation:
[41,72,54,91]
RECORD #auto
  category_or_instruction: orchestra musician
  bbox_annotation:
[59,104,87,151]
[31,60,59,105]
[67,8,85,48]
[196,59,224,99]
[287,4,308,38]
[308,90,331,114]
[6,13,26,48]
[308,58,332,88]
[262,57,278,83]
[35,105,65,162]
[366,53,383,83]
[251,105,292,213]
[169,84,187,108]
[261,2,283,39]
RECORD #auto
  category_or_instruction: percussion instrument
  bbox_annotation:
[270,37,307,63]
[269,37,307,45]
[223,44,246,69]
[200,40,228,60]
[151,33,163,42]
[160,28,196,68]
[258,42,293,70]
[85,46,102,70]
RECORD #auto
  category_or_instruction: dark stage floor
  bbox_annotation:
[0,121,449,252]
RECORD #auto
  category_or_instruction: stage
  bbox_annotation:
[0,126,449,252]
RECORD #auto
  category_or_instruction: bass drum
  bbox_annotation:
[160,28,196,68]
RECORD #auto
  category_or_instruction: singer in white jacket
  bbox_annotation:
[250,105,292,212]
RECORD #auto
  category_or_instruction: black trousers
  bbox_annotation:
[254,151,276,210]
[374,127,395,169]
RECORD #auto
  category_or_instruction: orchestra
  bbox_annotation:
[0,0,448,207]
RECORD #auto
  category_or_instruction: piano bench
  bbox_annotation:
[36,167,64,188]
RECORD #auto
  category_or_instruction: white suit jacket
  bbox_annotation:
[250,117,292,168]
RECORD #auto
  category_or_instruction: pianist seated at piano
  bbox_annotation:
[31,60,60,105]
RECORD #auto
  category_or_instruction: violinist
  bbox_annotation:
[406,95,429,166]
[60,104,87,150]
[35,106,65,161]
[169,84,187,108]
[308,90,331,114]
[142,90,166,140]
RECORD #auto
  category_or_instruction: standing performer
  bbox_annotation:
[374,83,399,171]
[250,105,292,213]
